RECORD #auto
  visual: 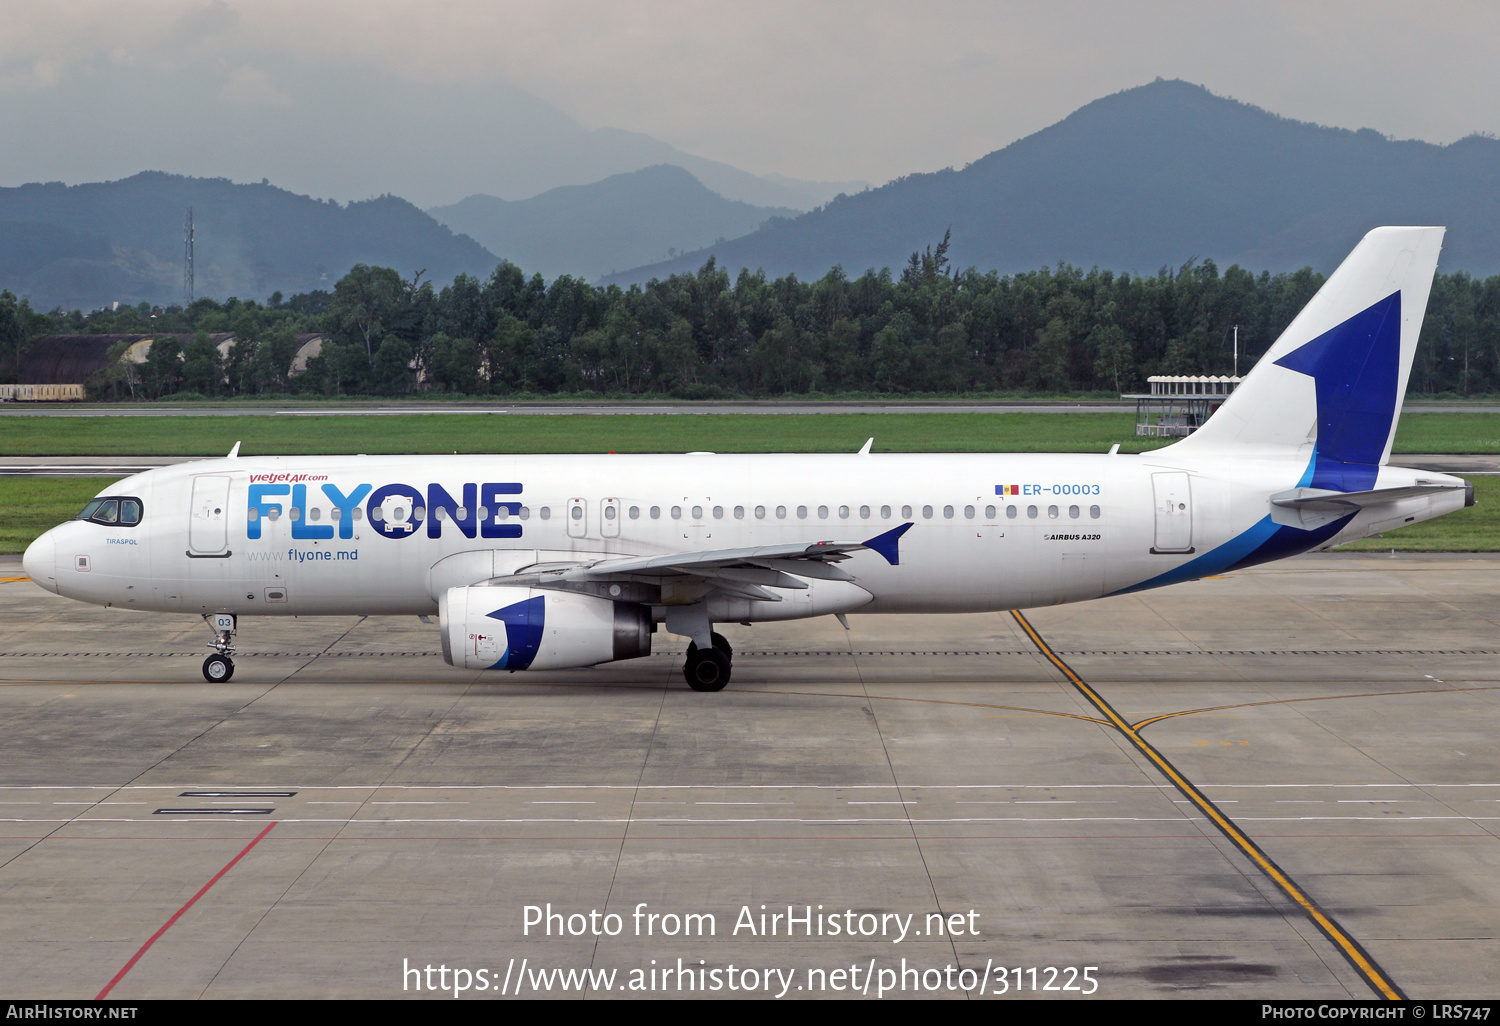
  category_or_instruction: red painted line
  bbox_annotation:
[95,821,276,1000]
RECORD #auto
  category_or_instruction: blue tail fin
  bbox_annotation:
[1169,227,1444,488]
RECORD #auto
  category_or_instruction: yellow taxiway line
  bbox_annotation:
[1011,608,1405,1001]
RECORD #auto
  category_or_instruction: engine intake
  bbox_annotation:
[439,586,651,671]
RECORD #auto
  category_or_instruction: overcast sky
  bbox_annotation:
[2,1,1497,204]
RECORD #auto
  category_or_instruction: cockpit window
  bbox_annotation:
[75,495,144,527]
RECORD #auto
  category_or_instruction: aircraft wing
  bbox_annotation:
[494,523,913,601]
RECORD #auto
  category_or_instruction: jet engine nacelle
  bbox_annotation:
[439,586,652,671]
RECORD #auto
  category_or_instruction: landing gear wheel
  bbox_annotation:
[711,632,732,658]
[684,643,731,692]
[203,654,235,683]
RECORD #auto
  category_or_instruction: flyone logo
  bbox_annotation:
[247,481,524,541]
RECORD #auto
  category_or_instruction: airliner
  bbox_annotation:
[21,227,1470,691]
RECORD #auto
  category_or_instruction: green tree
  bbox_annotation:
[142,335,183,399]
[427,333,483,394]
[1031,317,1073,391]
[180,331,221,396]
[253,328,300,393]
[329,265,407,366]
[1090,323,1132,393]
[373,335,414,395]
[0,291,29,383]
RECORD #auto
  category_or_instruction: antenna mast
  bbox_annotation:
[183,207,195,307]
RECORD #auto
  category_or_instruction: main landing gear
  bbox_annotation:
[684,632,733,692]
[202,613,237,683]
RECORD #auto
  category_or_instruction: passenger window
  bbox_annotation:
[247,508,260,522]
[456,507,467,519]
[902,505,913,519]
[519,506,531,520]
[1069,505,1080,519]
[838,505,850,519]
[476,506,487,520]
[367,507,379,522]
[496,506,509,520]
[603,505,616,521]
[880,505,891,519]
[984,505,995,519]
[922,505,933,519]
[1026,505,1037,519]
[943,505,954,519]
[629,506,640,519]
[964,505,975,519]
[1007,505,1017,519]
[352,507,363,521]
[692,505,703,519]
[859,505,870,519]
[754,505,766,519]
[671,506,682,520]
[411,506,425,523]
[570,506,582,520]
[433,507,447,521]
[1047,505,1059,519]
[797,505,808,519]
[818,505,829,519]
[309,507,322,522]
[289,507,301,522]
[650,506,660,519]
[712,506,723,519]
[733,506,744,519]
[330,508,341,521]
[1090,505,1101,519]
[776,505,787,519]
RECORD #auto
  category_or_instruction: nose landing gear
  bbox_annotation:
[202,613,237,682]
[203,653,234,682]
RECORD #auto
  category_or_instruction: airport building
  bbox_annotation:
[1124,374,1242,437]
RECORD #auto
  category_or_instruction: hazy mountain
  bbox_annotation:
[429,166,798,280]
[0,50,861,212]
[0,173,497,311]
[606,79,1500,283]
[486,128,866,210]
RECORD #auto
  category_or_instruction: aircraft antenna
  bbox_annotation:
[183,207,195,307]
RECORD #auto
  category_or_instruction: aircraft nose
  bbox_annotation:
[22,530,58,594]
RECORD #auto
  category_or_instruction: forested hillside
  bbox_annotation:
[0,173,496,311]
[6,246,1499,399]
[610,79,1500,283]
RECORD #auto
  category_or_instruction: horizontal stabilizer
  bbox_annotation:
[1271,481,1464,512]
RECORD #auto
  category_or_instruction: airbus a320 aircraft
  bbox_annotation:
[23,227,1471,691]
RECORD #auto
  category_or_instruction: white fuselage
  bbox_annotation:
[24,450,1466,623]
